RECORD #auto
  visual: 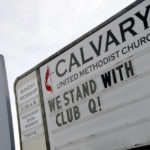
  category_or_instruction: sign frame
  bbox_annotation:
[14,0,150,150]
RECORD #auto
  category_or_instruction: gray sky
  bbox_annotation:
[0,0,134,149]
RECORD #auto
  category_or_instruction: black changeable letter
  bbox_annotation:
[119,17,138,42]
[80,47,93,64]
[125,60,134,78]
[135,5,150,30]
[89,35,103,57]
[105,30,120,52]
[56,59,67,77]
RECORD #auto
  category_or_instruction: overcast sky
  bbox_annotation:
[0,0,134,149]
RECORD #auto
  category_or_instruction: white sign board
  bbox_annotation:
[39,1,150,150]
[0,55,15,150]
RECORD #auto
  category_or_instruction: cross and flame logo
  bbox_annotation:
[45,67,53,92]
